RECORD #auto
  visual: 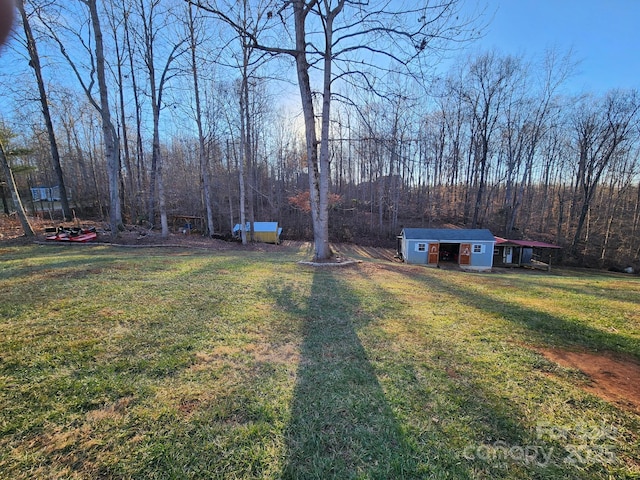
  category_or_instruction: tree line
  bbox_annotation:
[1,0,639,267]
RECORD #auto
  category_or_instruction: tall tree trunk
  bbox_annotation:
[157,154,168,237]
[555,185,566,244]
[226,139,235,235]
[239,39,254,242]
[140,0,182,238]
[238,82,248,245]
[292,0,343,260]
[123,0,145,219]
[86,0,122,237]
[245,82,255,241]
[471,139,488,228]
[187,4,214,237]
[1,184,9,215]
[632,181,640,241]
[292,0,331,260]
[600,204,617,263]
[111,6,136,224]
[17,0,71,221]
[151,113,169,237]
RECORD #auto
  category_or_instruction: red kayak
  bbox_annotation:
[46,227,97,242]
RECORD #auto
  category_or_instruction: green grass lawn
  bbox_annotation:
[0,243,639,479]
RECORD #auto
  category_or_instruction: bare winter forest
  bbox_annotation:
[1,0,640,267]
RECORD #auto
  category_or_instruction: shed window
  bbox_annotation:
[473,244,484,254]
[416,243,426,252]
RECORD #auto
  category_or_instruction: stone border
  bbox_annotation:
[297,258,361,268]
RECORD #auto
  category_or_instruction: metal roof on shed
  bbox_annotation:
[401,228,495,242]
[233,222,279,233]
[494,237,562,249]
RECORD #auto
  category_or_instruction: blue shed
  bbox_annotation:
[397,228,495,271]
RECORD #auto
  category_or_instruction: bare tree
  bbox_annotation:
[40,0,123,236]
[136,0,186,237]
[570,90,640,254]
[190,0,478,259]
[57,94,96,210]
[502,49,574,236]
[104,0,138,223]
[454,51,519,228]
[122,0,147,217]
[85,0,122,236]
[598,150,638,262]
[0,127,34,236]
[16,0,72,221]
[186,2,215,237]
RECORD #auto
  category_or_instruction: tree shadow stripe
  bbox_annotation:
[269,270,426,479]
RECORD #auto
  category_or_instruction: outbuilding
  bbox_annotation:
[493,237,562,270]
[397,228,496,271]
[233,221,283,244]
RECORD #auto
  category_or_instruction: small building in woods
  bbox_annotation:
[31,186,61,202]
[233,222,282,244]
[397,228,496,271]
[493,237,562,270]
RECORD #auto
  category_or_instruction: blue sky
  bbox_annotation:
[470,0,640,93]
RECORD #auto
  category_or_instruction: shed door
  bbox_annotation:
[428,243,439,265]
[504,246,513,264]
[459,243,471,265]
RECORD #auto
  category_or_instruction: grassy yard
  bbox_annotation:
[0,243,639,479]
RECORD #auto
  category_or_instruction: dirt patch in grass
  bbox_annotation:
[536,347,640,413]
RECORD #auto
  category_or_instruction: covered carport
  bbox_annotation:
[493,237,562,270]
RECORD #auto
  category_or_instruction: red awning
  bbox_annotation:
[494,237,562,249]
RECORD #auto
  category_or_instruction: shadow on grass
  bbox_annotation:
[349,267,576,478]
[349,266,640,479]
[0,247,119,279]
[273,267,589,479]
[539,275,640,307]
[400,268,640,359]
[269,269,438,479]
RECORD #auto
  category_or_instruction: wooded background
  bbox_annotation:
[1,1,639,267]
